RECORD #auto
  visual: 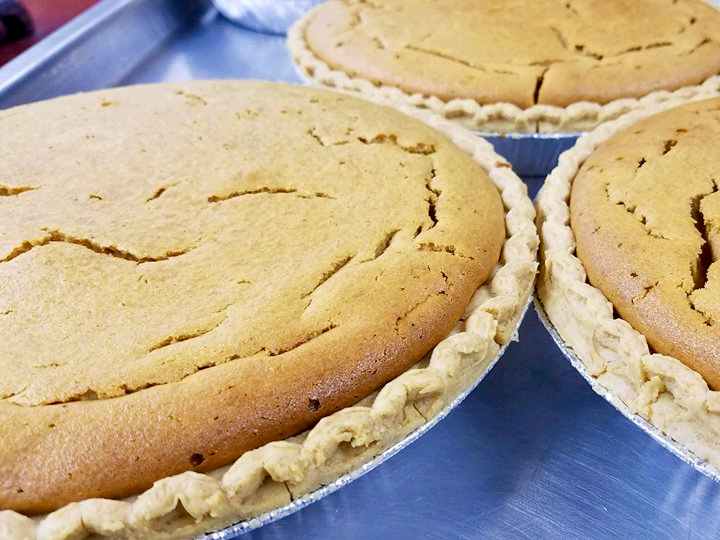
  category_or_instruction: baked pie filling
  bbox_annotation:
[538,95,720,477]
[0,80,537,538]
[571,98,720,389]
[290,0,720,131]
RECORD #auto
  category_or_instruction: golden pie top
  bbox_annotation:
[571,97,720,389]
[302,0,720,109]
[0,80,505,513]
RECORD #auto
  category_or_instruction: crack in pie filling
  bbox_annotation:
[538,95,720,474]
[289,0,720,132]
[0,80,538,537]
[571,98,720,390]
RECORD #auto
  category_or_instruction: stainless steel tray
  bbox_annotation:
[0,0,211,107]
[3,2,720,538]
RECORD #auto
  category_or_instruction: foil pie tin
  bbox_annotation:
[213,0,323,35]
[201,298,532,538]
[533,297,720,485]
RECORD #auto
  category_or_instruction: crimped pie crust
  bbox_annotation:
[0,82,538,539]
[288,0,720,133]
[2,79,500,514]
[537,94,720,479]
[570,98,720,390]
[7,81,505,508]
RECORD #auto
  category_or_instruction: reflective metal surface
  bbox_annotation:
[0,0,211,108]
[534,297,720,485]
[212,0,322,35]
[2,3,720,538]
[483,132,579,178]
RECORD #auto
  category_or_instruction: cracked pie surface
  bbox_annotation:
[571,99,720,390]
[538,95,720,473]
[0,81,539,538]
[289,0,720,132]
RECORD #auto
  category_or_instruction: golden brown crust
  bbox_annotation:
[290,0,720,132]
[0,80,505,513]
[570,98,720,389]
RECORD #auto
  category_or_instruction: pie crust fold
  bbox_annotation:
[537,93,720,480]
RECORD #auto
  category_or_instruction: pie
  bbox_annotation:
[537,94,720,474]
[289,0,720,132]
[0,80,537,538]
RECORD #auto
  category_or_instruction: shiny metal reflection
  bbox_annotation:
[480,131,579,178]
[533,296,720,484]
[212,0,321,35]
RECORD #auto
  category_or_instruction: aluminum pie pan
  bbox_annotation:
[200,296,532,538]
[212,0,323,35]
[533,296,720,484]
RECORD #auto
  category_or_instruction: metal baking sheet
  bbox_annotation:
[482,132,579,178]
[533,297,720,485]
[3,2,720,538]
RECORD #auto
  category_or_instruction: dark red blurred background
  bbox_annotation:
[0,0,98,66]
